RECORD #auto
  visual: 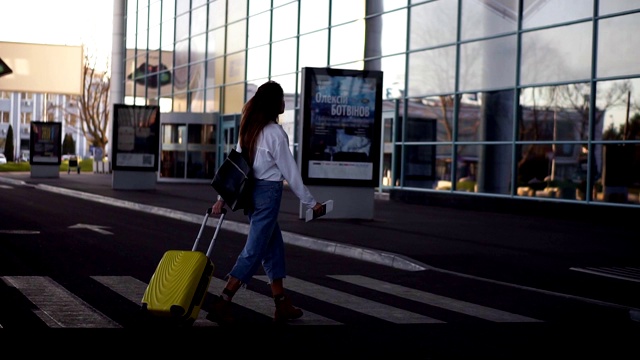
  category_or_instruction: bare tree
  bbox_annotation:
[77,51,111,159]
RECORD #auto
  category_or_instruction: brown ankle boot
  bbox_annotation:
[206,295,234,326]
[274,294,303,322]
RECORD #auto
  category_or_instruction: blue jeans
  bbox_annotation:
[228,179,286,285]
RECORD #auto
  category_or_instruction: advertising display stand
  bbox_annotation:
[111,104,160,190]
[297,67,383,220]
[29,121,62,179]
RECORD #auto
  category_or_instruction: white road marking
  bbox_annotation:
[255,275,444,324]
[2,276,120,328]
[330,275,541,323]
[68,223,113,235]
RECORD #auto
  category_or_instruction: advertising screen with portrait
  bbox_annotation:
[300,67,383,187]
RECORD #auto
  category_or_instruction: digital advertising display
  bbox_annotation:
[112,104,160,171]
[300,67,383,187]
[29,121,62,165]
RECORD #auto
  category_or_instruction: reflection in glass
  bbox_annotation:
[600,0,640,15]
[408,46,456,96]
[402,144,438,188]
[461,0,517,41]
[408,96,454,143]
[522,0,592,29]
[520,84,592,142]
[459,36,517,91]
[520,23,592,86]
[598,79,639,140]
[516,143,587,201]
[597,13,640,78]
[409,0,457,50]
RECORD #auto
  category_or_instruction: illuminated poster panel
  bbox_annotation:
[112,104,160,172]
[30,121,62,165]
[300,67,383,187]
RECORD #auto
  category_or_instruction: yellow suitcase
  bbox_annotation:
[141,208,226,326]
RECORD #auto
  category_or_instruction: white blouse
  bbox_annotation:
[237,122,317,208]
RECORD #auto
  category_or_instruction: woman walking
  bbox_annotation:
[209,80,324,325]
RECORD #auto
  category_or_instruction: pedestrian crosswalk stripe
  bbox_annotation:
[329,275,542,323]
[2,276,120,328]
[92,275,215,327]
[255,275,444,324]
[208,277,341,325]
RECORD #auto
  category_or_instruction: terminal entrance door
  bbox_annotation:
[218,114,240,167]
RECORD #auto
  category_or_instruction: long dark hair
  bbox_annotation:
[239,80,284,163]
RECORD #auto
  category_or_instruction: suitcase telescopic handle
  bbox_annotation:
[193,207,227,252]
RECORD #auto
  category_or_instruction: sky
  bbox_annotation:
[0,0,114,66]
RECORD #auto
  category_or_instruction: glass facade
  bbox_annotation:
[120,0,640,208]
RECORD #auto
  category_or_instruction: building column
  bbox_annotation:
[108,0,126,161]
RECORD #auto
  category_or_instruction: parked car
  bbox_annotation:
[0,153,7,164]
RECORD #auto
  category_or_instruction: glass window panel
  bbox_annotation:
[384,0,408,12]
[174,40,190,91]
[402,144,438,188]
[226,21,247,53]
[273,3,298,41]
[191,34,206,63]
[598,79,640,141]
[409,0,458,50]
[126,0,138,48]
[209,0,226,30]
[331,0,365,25]
[149,25,161,50]
[176,0,190,15]
[600,0,640,15]
[161,20,175,50]
[227,1,247,22]
[271,39,297,76]
[300,0,329,34]
[474,144,513,195]
[523,0,593,29]
[330,22,365,66]
[208,28,225,58]
[520,22,592,86]
[381,9,407,56]
[175,13,190,42]
[461,0,517,41]
[597,144,640,204]
[520,84,591,142]
[247,45,270,81]
[515,143,583,200]
[379,54,406,100]
[407,95,455,143]
[597,13,640,78]
[249,0,270,15]
[248,11,271,47]
[454,143,480,191]
[464,90,515,142]
[224,82,246,114]
[162,0,175,23]
[300,31,328,68]
[191,4,207,36]
[407,46,456,97]
[459,35,516,91]
[137,8,149,49]
[149,2,162,29]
